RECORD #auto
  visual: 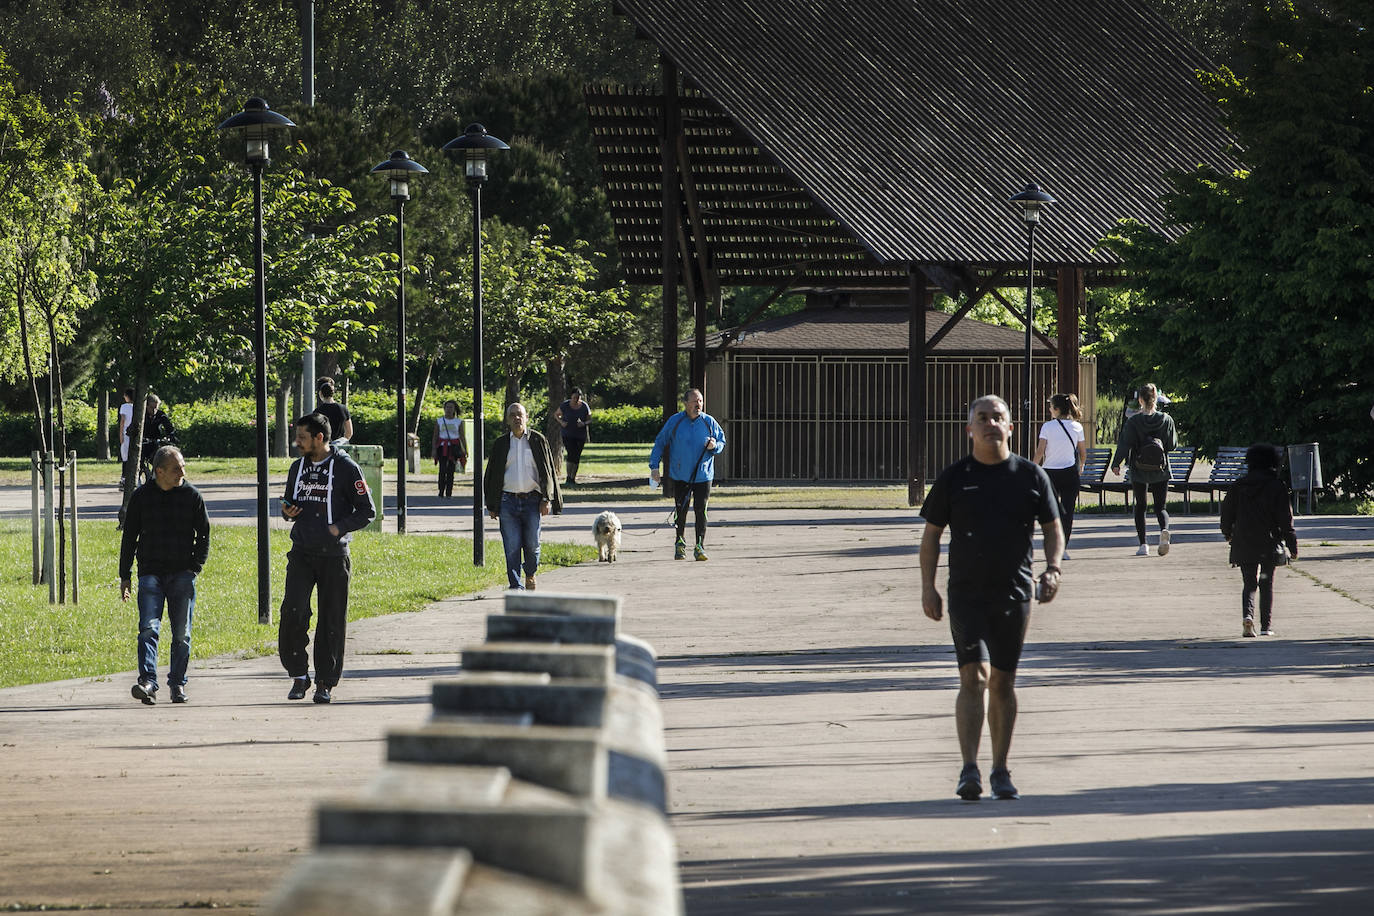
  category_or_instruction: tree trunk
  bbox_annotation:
[290,372,302,454]
[273,380,291,457]
[545,356,566,474]
[96,387,110,461]
[16,265,48,455]
[118,368,149,527]
[504,373,520,410]
[410,355,435,435]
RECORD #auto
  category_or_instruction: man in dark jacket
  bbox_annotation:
[279,413,376,703]
[484,402,562,590]
[119,446,210,705]
[1111,383,1178,557]
[1220,444,1299,637]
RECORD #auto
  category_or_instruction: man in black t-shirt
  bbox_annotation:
[919,394,1063,802]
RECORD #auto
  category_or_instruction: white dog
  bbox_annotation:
[592,511,622,563]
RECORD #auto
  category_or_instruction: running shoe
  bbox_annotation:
[674,538,687,560]
[1135,544,1150,557]
[694,542,709,561]
[1158,529,1171,556]
[956,762,982,801]
[1260,628,1275,637]
[1243,618,1258,638]
[989,767,1020,800]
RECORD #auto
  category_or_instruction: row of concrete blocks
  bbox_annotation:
[264,591,682,915]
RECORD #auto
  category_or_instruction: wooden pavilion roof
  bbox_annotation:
[589,0,1235,288]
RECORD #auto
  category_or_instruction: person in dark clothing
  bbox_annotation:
[1111,383,1178,556]
[278,413,376,703]
[1220,443,1299,637]
[920,395,1063,802]
[555,389,592,485]
[138,394,179,481]
[312,377,353,443]
[119,446,210,705]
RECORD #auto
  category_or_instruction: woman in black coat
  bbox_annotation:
[1219,444,1299,637]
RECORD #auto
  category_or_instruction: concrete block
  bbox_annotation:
[486,613,617,645]
[388,723,607,799]
[361,762,511,807]
[262,847,470,916]
[317,800,600,893]
[615,633,659,690]
[462,642,615,682]
[431,676,607,727]
[504,591,621,619]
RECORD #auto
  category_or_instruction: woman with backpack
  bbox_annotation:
[1220,444,1299,637]
[1034,393,1087,559]
[1111,384,1177,556]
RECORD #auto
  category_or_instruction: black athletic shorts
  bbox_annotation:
[947,599,1030,671]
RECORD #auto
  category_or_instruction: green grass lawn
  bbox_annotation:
[0,519,594,689]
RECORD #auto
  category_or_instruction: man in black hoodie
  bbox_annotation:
[278,413,376,703]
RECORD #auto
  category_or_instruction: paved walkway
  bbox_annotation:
[2,480,1373,914]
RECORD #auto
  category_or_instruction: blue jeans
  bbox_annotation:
[136,570,196,687]
[499,491,543,589]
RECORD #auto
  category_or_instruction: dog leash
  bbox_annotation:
[621,442,712,538]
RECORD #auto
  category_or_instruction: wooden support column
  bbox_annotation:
[1056,267,1084,397]
[909,265,932,507]
[660,54,680,420]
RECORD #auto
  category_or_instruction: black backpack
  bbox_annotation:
[1134,428,1167,473]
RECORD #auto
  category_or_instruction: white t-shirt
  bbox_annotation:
[118,402,134,462]
[503,433,540,494]
[1037,418,1084,470]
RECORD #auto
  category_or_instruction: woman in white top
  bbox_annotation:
[431,399,469,498]
[1034,393,1088,557]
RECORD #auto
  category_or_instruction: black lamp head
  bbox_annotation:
[216,97,296,166]
[1009,182,1056,226]
[370,149,429,200]
[442,122,510,183]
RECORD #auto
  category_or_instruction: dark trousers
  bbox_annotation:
[563,436,585,481]
[1044,466,1080,544]
[436,457,458,497]
[278,550,351,687]
[672,479,712,544]
[1132,480,1170,544]
[1240,562,1276,629]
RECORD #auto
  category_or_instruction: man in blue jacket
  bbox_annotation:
[278,413,376,704]
[649,388,726,560]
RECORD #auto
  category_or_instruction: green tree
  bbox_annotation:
[1102,0,1373,492]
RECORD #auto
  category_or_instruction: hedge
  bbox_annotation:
[0,397,663,458]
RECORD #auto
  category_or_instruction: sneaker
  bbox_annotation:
[525,575,537,591]
[989,768,1019,800]
[1061,551,1071,561]
[674,538,687,560]
[313,686,332,704]
[956,762,982,801]
[694,542,709,561]
[1243,618,1258,638]
[287,676,312,700]
[131,679,157,705]
[170,685,188,704]
[1158,529,1171,556]
[1135,544,1150,557]
[1260,628,1275,637]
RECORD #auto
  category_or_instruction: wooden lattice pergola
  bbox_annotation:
[586,0,1234,502]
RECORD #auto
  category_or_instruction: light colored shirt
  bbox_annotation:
[1037,418,1084,470]
[503,433,539,493]
[118,402,134,461]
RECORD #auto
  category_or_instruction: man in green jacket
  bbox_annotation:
[484,403,563,589]
[1111,383,1178,557]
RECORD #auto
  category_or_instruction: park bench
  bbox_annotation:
[1082,445,1198,511]
[1184,445,1247,512]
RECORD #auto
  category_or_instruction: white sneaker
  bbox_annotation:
[1135,544,1150,557]
[1158,530,1171,556]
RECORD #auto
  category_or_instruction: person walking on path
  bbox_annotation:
[279,413,376,704]
[1034,393,1087,559]
[1220,443,1299,638]
[484,402,562,590]
[919,394,1063,801]
[1111,383,1178,557]
[649,388,726,561]
[119,446,210,706]
[312,377,353,443]
[431,399,468,499]
[555,388,593,485]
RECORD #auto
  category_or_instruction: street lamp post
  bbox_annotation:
[1009,183,1055,458]
[370,150,429,534]
[217,97,296,625]
[442,123,509,566]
